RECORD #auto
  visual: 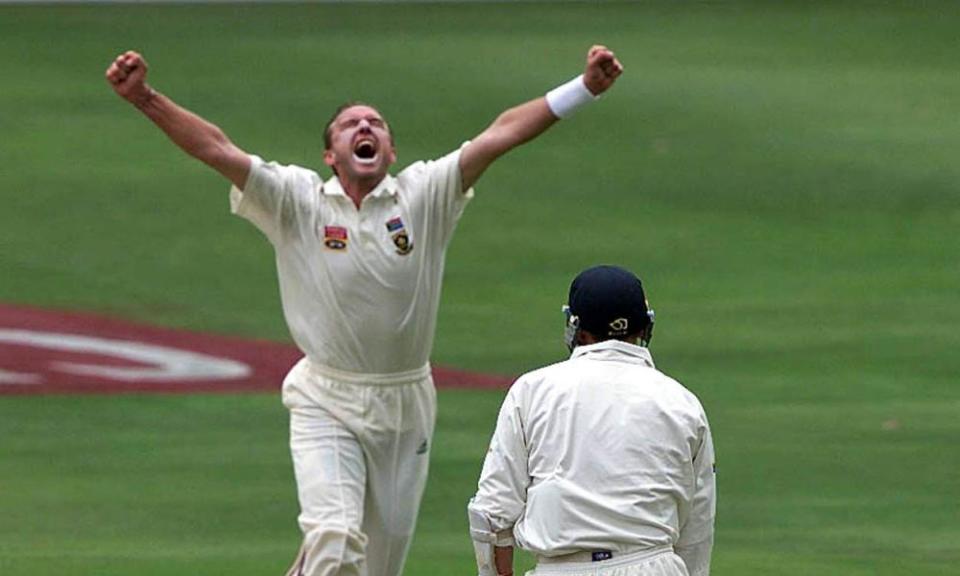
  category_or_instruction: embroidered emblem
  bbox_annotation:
[323,225,348,250]
[392,231,413,255]
[385,216,413,255]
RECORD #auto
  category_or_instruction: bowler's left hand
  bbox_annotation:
[583,45,624,95]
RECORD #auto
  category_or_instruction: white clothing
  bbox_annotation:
[283,358,436,576]
[469,340,716,576]
[230,147,472,576]
[530,545,689,576]
[230,147,473,375]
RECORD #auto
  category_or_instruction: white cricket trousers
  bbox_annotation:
[529,546,690,576]
[281,358,436,576]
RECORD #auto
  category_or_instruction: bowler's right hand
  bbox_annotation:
[106,51,153,106]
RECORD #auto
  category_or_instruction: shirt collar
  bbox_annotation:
[570,339,655,369]
[321,174,398,199]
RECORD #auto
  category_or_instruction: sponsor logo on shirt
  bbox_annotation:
[323,225,348,250]
[385,216,413,255]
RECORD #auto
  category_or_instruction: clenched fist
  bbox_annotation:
[582,45,624,96]
[105,51,154,106]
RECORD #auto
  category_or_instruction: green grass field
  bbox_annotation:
[2,2,959,575]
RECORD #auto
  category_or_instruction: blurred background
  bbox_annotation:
[1,1,958,575]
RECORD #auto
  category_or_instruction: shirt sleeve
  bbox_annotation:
[229,154,317,246]
[405,143,475,246]
[469,384,530,534]
[676,416,716,576]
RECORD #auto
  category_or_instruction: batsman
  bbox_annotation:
[106,45,623,576]
[468,266,716,576]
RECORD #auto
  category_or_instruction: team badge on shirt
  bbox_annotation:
[323,225,348,250]
[386,216,413,255]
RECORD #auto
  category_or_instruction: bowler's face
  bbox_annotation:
[324,105,396,183]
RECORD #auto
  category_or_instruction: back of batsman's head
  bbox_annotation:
[567,265,653,345]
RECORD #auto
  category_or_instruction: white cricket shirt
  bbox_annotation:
[469,340,716,576]
[230,148,472,376]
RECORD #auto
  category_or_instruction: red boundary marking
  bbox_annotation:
[0,303,513,395]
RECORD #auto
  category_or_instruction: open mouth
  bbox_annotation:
[353,139,378,165]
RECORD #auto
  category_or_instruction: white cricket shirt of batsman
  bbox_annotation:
[229,147,473,376]
[469,340,716,576]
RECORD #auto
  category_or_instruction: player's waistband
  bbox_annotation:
[300,358,432,386]
[535,544,675,572]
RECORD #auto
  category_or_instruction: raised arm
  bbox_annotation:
[105,51,251,189]
[458,44,623,190]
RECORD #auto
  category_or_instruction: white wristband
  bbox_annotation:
[545,74,598,119]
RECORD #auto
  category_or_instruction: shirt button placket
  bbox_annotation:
[358,200,373,250]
